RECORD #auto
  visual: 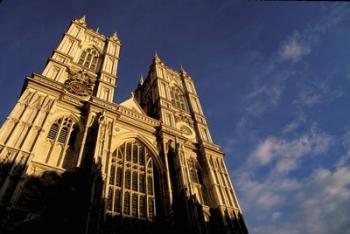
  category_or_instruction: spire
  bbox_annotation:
[139,74,144,86]
[179,64,188,76]
[153,51,161,64]
[76,15,87,26]
[110,32,120,42]
[96,26,100,33]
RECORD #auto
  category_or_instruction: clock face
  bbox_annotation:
[64,71,94,97]
[70,81,87,94]
[180,125,192,135]
[66,80,89,96]
[176,122,195,140]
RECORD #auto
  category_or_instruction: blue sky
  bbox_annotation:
[1,1,350,233]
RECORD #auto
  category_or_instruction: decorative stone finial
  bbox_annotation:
[130,92,135,98]
[139,75,144,86]
[110,32,120,42]
[179,64,188,76]
[153,52,161,63]
[76,15,87,26]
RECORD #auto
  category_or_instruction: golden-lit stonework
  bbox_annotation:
[0,16,247,234]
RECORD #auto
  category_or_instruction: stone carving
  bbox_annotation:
[180,125,192,136]
[64,69,95,98]
[176,121,195,140]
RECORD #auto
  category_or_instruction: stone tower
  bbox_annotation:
[0,16,247,234]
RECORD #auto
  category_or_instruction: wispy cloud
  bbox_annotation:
[249,125,334,173]
[244,165,350,234]
[282,114,306,134]
[271,211,281,220]
[235,6,350,131]
[279,5,350,64]
[294,166,350,233]
[336,128,350,168]
[280,32,311,63]
[227,4,350,234]
[233,126,350,234]
[245,82,284,116]
[294,81,329,107]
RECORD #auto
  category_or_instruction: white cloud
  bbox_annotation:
[275,158,298,173]
[295,83,325,106]
[337,129,350,168]
[280,32,311,63]
[235,4,350,134]
[233,127,350,234]
[272,211,281,220]
[236,154,350,234]
[311,4,350,34]
[282,121,300,134]
[279,5,350,64]
[294,166,350,233]
[256,191,283,209]
[235,173,300,212]
[282,115,306,134]
[250,165,350,233]
[245,82,284,116]
[249,127,334,173]
[231,5,350,234]
[235,126,334,213]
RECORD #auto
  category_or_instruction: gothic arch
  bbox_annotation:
[112,132,165,175]
[187,157,209,205]
[169,83,188,111]
[79,42,103,54]
[106,133,166,221]
[77,47,100,71]
[47,112,83,133]
[34,113,82,169]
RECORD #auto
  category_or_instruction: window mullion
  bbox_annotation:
[58,122,74,167]
[145,152,149,219]
[121,142,126,216]
[137,145,140,218]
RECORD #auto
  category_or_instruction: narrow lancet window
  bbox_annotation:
[48,123,58,140]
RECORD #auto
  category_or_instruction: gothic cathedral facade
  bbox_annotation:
[0,16,247,234]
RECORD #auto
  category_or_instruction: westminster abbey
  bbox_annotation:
[0,16,248,234]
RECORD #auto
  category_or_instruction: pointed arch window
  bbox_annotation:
[47,123,58,140]
[188,159,199,184]
[47,117,76,145]
[58,127,68,144]
[46,117,79,169]
[170,87,187,111]
[107,140,157,220]
[78,48,99,70]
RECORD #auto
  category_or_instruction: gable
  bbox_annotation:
[120,96,146,115]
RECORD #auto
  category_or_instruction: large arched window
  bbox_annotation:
[170,87,187,111]
[107,140,156,220]
[187,158,208,205]
[46,117,78,169]
[47,117,77,146]
[78,48,99,70]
